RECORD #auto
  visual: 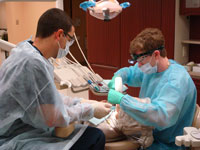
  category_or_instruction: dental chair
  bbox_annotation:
[176,104,200,150]
[105,104,200,150]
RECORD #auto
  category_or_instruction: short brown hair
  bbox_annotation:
[36,8,73,38]
[129,28,167,57]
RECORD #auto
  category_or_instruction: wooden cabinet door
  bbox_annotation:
[87,12,121,100]
[161,0,175,60]
[87,14,121,75]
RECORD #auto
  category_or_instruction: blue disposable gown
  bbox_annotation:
[0,40,94,150]
[115,60,196,150]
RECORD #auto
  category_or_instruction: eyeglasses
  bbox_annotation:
[136,55,149,62]
[128,55,149,64]
[67,33,75,41]
[128,46,164,64]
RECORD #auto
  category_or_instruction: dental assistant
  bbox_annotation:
[108,28,197,150]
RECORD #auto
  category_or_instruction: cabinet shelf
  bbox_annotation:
[182,40,200,45]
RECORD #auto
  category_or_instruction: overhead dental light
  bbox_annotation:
[80,0,131,21]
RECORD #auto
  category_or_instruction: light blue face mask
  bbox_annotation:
[139,55,158,74]
[57,40,75,58]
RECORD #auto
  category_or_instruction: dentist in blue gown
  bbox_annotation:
[0,8,112,150]
[108,28,197,150]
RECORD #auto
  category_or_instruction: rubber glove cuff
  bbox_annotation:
[108,89,124,104]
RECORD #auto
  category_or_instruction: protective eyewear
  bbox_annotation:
[67,33,75,42]
[128,46,164,64]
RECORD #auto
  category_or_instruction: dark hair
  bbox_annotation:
[35,8,73,38]
[130,28,167,57]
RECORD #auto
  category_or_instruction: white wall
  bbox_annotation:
[0,2,7,29]
[56,0,63,10]
[2,0,63,44]
[174,0,190,65]
[5,1,56,44]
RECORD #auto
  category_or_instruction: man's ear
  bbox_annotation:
[154,50,160,60]
[55,29,64,40]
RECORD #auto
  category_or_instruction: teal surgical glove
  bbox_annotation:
[108,89,124,104]
[108,75,118,90]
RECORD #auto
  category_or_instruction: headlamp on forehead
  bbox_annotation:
[80,0,130,21]
[128,45,164,64]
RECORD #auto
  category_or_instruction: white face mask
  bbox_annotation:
[57,40,75,58]
[139,55,158,74]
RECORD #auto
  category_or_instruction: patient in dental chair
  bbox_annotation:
[96,97,154,148]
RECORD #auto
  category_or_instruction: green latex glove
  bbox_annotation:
[108,89,124,104]
[108,75,118,89]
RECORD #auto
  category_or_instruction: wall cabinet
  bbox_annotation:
[188,16,200,64]
[180,0,200,16]
[87,0,175,100]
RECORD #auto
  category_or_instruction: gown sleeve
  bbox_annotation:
[119,71,195,130]
[114,63,144,87]
[11,57,93,129]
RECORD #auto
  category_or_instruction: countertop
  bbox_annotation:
[189,72,200,80]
